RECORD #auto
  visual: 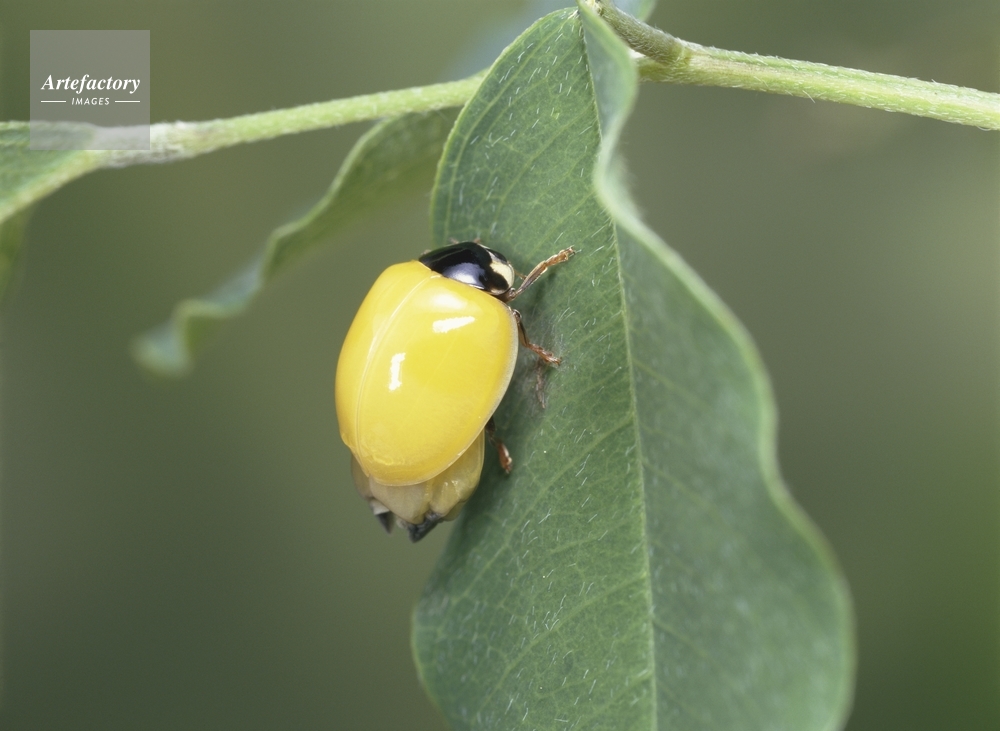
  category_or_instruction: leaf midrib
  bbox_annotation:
[583,44,661,731]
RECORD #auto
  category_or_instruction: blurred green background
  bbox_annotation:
[0,1,996,729]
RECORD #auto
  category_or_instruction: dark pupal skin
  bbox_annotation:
[419,242,516,297]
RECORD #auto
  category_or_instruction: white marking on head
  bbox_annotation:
[490,260,515,290]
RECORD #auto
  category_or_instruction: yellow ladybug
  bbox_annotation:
[335,241,574,541]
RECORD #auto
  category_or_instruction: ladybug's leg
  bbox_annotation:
[500,246,575,303]
[512,310,561,408]
[486,417,513,474]
[513,309,561,366]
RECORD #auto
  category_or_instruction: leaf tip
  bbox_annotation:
[130,324,195,379]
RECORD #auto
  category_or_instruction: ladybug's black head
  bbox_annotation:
[419,241,515,298]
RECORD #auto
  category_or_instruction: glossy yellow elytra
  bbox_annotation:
[335,241,574,541]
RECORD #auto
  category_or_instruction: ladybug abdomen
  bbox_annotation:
[336,261,517,486]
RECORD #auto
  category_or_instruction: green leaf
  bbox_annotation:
[0,205,32,306]
[0,122,103,226]
[132,111,456,377]
[412,8,854,731]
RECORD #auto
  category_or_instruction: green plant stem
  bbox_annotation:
[591,0,1000,130]
[99,72,486,168]
[18,4,995,182]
